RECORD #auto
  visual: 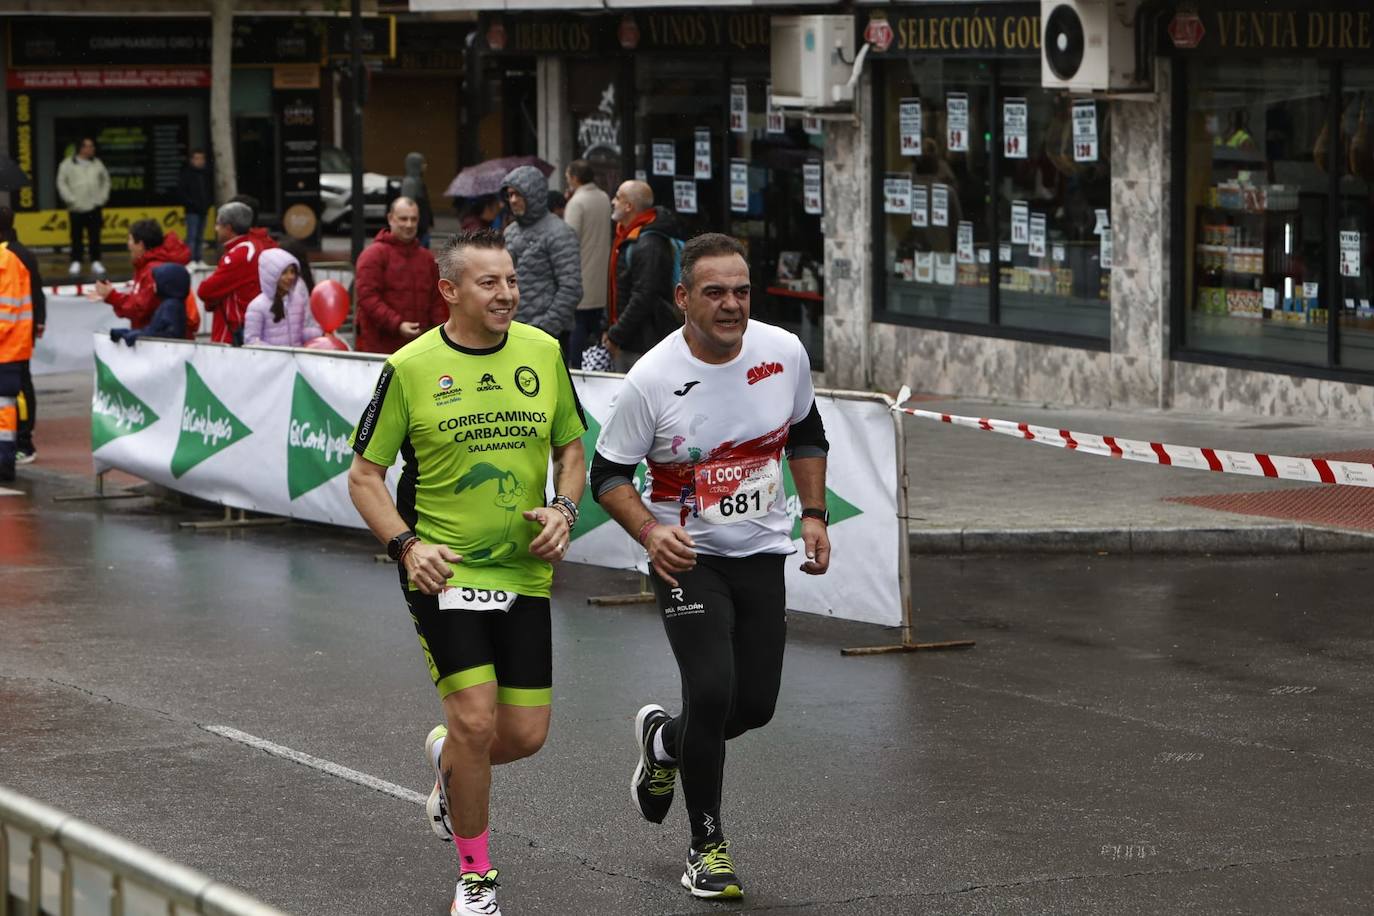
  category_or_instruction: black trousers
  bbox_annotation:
[69,209,102,262]
[650,553,787,845]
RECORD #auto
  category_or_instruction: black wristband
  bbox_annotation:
[550,494,579,527]
[801,507,829,526]
[386,530,418,562]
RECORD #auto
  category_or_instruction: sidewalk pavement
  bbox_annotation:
[902,394,1374,553]
[17,370,1374,554]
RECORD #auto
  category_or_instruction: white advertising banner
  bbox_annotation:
[89,339,903,626]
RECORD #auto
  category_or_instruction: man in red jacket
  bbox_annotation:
[87,219,196,340]
[197,201,276,345]
[354,197,448,353]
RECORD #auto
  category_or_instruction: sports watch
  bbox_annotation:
[387,530,419,562]
[801,507,829,526]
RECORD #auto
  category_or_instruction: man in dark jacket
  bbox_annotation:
[110,264,190,346]
[605,180,682,371]
[354,197,448,354]
[177,149,214,266]
[501,166,582,351]
[0,207,44,464]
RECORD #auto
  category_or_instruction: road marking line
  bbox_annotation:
[0,487,23,497]
[202,724,426,806]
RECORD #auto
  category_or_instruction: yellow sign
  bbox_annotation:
[14,206,217,248]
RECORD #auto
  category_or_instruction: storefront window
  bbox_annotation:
[1336,63,1374,370]
[1182,59,1330,366]
[633,56,823,366]
[875,58,1110,342]
[997,61,1111,338]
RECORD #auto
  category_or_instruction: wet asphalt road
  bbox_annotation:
[3,476,1374,915]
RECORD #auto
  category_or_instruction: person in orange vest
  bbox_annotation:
[0,242,34,481]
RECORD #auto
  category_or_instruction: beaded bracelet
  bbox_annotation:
[397,536,421,567]
[636,518,659,546]
[549,494,579,528]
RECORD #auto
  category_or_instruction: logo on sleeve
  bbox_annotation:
[477,372,503,392]
[746,361,784,385]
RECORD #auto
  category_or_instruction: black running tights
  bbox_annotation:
[651,553,787,846]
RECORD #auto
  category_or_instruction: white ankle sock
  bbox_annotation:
[652,724,675,765]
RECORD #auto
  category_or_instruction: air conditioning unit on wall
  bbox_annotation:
[1041,1,1149,93]
[771,15,856,109]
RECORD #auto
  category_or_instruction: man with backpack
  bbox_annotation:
[605,180,684,372]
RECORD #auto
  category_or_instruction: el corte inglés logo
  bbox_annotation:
[91,355,160,450]
[170,363,252,479]
[287,373,353,500]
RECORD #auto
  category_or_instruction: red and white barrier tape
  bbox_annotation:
[892,385,1374,488]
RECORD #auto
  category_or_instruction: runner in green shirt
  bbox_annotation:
[348,229,586,916]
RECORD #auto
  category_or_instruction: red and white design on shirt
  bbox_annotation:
[746,361,784,385]
[596,320,815,558]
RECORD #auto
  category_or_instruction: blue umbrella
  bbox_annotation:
[444,155,554,199]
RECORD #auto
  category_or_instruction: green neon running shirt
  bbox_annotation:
[351,323,587,597]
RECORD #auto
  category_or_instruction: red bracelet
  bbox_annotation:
[398,536,420,567]
[636,518,659,546]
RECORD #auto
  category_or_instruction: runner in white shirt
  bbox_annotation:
[590,232,831,900]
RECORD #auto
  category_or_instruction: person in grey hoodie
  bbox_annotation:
[399,151,434,248]
[501,165,582,351]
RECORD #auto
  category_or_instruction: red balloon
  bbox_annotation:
[304,332,350,351]
[309,280,350,334]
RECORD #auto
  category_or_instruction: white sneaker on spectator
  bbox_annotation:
[68,261,81,275]
[91,260,106,275]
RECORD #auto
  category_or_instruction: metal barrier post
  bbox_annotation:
[841,391,974,656]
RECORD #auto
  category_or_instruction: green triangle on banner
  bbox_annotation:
[91,355,160,451]
[571,404,862,541]
[170,362,253,479]
[571,406,645,541]
[287,373,354,500]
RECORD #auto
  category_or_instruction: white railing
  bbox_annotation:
[1,785,289,916]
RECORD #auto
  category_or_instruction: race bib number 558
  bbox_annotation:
[438,586,516,613]
[694,453,782,525]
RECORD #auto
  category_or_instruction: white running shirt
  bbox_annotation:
[596,320,816,557]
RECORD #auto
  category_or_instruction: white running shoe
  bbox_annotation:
[425,724,453,841]
[91,260,106,275]
[68,261,81,276]
[452,870,500,915]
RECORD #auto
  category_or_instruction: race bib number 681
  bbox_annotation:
[694,453,782,525]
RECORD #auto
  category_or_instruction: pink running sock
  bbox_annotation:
[455,828,492,875]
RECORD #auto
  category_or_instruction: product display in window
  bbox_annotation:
[1182,59,1331,367]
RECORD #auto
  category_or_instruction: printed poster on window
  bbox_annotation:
[1093,208,1110,236]
[634,169,647,182]
[803,115,822,135]
[674,179,698,214]
[1003,98,1028,159]
[802,161,823,216]
[935,252,956,286]
[1100,227,1113,269]
[1052,242,1066,263]
[730,81,748,133]
[766,82,785,134]
[1011,201,1029,246]
[729,159,749,212]
[946,93,969,153]
[1029,213,1046,257]
[899,98,923,156]
[931,183,949,227]
[1000,242,1013,261]
[956,221,974,264]
[651,139,676,177]
[911,185,929,227]
[1072,99,1099,163]
[883,174,912,214]
[693,128,712,180]
[1340,231,1362,277]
